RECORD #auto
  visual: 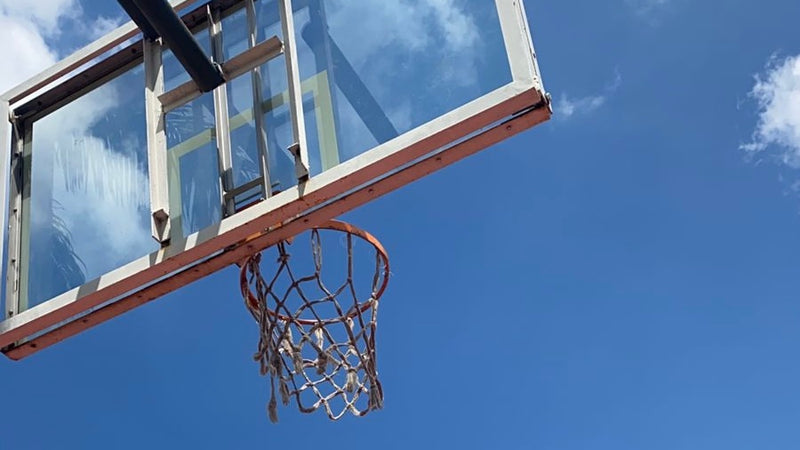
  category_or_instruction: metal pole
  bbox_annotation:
[122,0,226,92]
[144,39,171,244]
[208,6,236,217]
[279,0,310,182]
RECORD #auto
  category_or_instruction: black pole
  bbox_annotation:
[117,0,159,39]
[118,0,225,92]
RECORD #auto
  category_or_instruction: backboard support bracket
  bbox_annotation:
[144,37,172,245]
[289,143,310,183]
[152,209,171,246]
[280,0,311,182]
[118,0,226,92]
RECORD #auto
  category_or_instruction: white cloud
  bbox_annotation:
[319,0,486,140]
[0,0,78,36]
[85,15,126,41]
[742,54,800,168]
[326,0,481,90]
[0,1,126,89]
[555,71,622,119]
[555,95,607,119]
[427,0,480,50]
[30,83,154,276]
[327,0,479,66]
[0,15,58,89]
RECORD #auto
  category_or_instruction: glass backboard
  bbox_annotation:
[0,0,549,359]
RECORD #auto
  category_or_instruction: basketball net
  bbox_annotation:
[239,220,389,422]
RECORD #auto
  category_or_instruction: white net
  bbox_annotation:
[239,221,389,422]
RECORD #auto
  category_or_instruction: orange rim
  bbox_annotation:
[239,220,390,325]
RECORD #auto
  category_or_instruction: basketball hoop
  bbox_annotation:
[239,220,390,422]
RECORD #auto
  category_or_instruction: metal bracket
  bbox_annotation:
[289,142,309,182]
[152,209,170,245]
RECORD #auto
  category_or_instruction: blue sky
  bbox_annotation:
[2,0,800,449]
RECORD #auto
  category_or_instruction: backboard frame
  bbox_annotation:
[0,0,550,359]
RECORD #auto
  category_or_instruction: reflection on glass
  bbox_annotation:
[26,65,157,309]
[223,56,333,194]
[223,0,315,196]
[222,6,249,62]
[225,59,302,196]
[225,0,511,184]
[227,74,264,208]
[207,0,508,200]
[16,0,512,311]
[255,0,284,41]
[290,0,512,162]
[166,93,221,237]
[259,55,306,191]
